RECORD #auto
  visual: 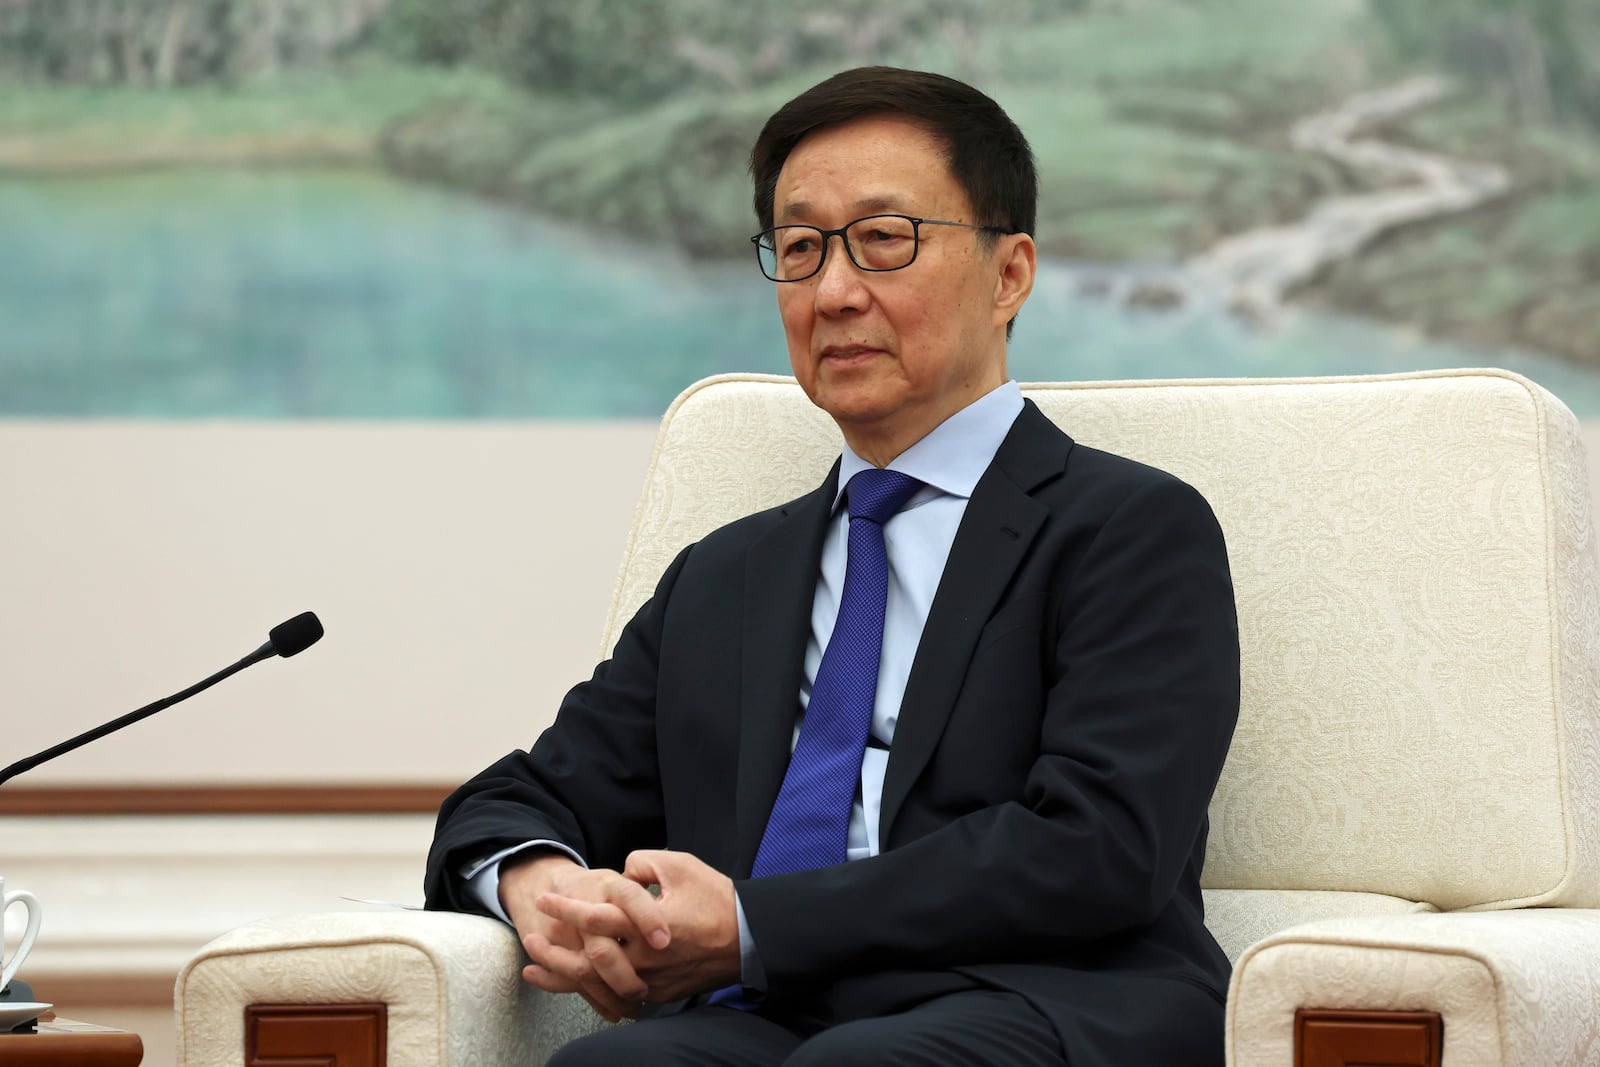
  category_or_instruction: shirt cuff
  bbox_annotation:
[463,840,587,923]
[735,890,767,992]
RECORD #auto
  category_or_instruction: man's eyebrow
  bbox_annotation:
[852,195,911,215]
[778,195,912,222]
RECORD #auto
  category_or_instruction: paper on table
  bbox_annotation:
[340,897,423,910]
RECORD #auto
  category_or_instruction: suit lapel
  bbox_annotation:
[734,463,839,875]
[879,403,1072,842]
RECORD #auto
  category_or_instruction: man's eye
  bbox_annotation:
[863,229,907,245]
[781,236,817,257]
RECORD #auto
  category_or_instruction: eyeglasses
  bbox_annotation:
[752,213,1012,282]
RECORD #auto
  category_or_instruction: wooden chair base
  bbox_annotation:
[240,999,1442,1067]
[245,1004,386,1067]
[1297,1008,1443,1067]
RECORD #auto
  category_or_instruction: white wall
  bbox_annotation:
[7,414,1599,787]
[1,418,670,1060]
[0,420,660,787]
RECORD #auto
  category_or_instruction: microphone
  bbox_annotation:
[244,611,326,665]
[0,612,324,786]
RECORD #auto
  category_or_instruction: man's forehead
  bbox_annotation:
[772,116,961,222]
[778,194,914,222]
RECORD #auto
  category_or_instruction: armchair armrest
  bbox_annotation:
[1227,909,1600,1066]
[176,910,618,1066]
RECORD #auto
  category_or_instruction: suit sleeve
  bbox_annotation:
[735,475,1240,992]
[422,546,692,914]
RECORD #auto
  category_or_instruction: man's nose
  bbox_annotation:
[813,234,868,313]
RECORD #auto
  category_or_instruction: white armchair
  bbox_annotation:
[177,370,1600,1067]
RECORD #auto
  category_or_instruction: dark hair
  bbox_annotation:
[749,67,1037,241]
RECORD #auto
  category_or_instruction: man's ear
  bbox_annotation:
[992,232,1036,328]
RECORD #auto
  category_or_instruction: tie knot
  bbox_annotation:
[845,468,923,526]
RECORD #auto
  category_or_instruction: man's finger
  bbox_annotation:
[536,893,636,940]
[522,964,636,1024]
[525,933,599,986]
[521,961,579,995]
[581,934,649,1002]
[523,922,581,957]
[521,966,583,996]
[580,971,647,1022]
[606,868,672,949]
[623,849,667,886]
[531,918,650,1002]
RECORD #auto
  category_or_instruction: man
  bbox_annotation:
[425,66,1240,1066]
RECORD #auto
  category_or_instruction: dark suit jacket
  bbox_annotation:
[425,401,1241,1063]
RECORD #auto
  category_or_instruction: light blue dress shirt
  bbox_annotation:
[467,380,1025,989]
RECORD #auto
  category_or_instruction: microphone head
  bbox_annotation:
[268,612,324,658]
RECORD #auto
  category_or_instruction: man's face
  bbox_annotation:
[771,115,1032,464]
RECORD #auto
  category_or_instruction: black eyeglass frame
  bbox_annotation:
[751,214,1014,282]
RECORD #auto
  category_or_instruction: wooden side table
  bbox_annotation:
[0,1015,144,1066]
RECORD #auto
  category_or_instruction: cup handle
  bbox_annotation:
[2,889,42,992]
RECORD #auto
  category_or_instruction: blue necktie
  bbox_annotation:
[711,467,922,1007]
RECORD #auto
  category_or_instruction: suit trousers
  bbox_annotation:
[545,989,1065,1067]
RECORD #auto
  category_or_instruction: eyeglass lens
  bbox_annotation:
[758,215,919,281]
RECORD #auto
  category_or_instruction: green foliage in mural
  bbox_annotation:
[376,0,1087,105]
[1368,0,1600,131]
[0,0,388,86]
[0,0,1091,100]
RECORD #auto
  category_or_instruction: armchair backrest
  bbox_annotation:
[601,370,1600,913]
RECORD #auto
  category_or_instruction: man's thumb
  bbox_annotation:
[624,850,666,892]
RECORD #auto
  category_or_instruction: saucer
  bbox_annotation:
[0,1001,51,1030]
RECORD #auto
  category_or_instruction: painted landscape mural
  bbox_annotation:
[1,0,1597,416]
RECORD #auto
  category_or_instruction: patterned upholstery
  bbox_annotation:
[1229,911,1600,1066]
[177,370,1600,1066]
[177,911,606,1066]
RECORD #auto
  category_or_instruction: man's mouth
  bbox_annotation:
[820,345,883,364]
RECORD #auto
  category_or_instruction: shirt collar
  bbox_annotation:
[834,380,1024,510]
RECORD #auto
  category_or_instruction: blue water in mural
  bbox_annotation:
[4,168,1597,417]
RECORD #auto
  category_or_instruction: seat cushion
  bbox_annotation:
[1202,888,1436,964]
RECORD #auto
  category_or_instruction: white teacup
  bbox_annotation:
[1,874,42,993]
